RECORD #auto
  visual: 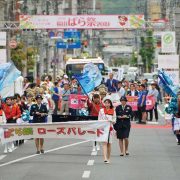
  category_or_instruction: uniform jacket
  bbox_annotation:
[30,103,48,123]
[115,104,132,129]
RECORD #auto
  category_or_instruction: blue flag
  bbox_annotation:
[0,62,21,92]
[75,63,102,93]
[158,69,178,98]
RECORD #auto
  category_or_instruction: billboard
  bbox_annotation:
[0,32,6,46]
[158,55,179,85]
[56,31,81,49]
[19,15,145,29]
[161,31,176,53]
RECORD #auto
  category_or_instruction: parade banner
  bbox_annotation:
[161,31,176,53]
[19,15,145,29]
[126,96,138,111]
[0,32,6,46]
[69,94,88,109]
[0,121,110,144]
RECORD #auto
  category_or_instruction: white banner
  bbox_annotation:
[19,15,145,29]
[161,31,176,53]
[0,49,7,64]
[158,55,179,85]
[0,32,6,46]
[0,121,111,144]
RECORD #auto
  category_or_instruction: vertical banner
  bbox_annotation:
[0,32,6,46]
[161,31,176,53]
[158,55,179,85]
[0,49,7,64]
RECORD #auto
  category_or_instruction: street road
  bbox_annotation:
[0,106,179,180]
[0,122,179,180]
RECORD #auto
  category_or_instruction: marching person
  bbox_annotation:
[115,96,132,156]
[98,99,116,164]
[30,95,48,154]
[88,94,104,152]
[2,96,21,153]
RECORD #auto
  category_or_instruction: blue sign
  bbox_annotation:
[56,31,81,49]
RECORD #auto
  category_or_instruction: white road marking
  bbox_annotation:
[0,140,90,168]
[82,171,91,178]
[91,151,97,156]
[0,155,6,161]
[147,122,159,125]
[87,160,94,166]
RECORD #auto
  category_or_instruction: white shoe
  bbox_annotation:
[4,149,8,154]
[92,147,96,152]
[11,143,15,149]
[8,148,12,153]
[96,145,100,151]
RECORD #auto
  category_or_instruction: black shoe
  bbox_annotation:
[40,149,44,153]
[126,152,129,156]
[36,151,40,154]
[120,154,124,156]
[177,142,180,145]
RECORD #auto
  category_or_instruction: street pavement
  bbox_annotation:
[0,107,179,180]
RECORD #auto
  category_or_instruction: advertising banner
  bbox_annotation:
[19,15,145,29]
[0,32,6,46]
[69,94,88,109]
[0,121,110,144]
[56,31,81,49]
[161,31,176,53]
[158,55,179,85]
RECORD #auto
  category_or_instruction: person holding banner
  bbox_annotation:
[98,99,116,164]
[88,94,104,152]
[115,96,132,156]
[30,95,48,154]
[148,82,159,122]
[2,96,21,153]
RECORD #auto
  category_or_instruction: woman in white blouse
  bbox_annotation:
[98,99,116,164]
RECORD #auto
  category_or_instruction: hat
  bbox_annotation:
[151,81,156,85]
[35,95,43,100]
[120,96,127,102]
[63,74,68,79]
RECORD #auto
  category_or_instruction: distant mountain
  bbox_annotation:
[97,0,138,14]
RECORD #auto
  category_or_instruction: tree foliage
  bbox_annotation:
[11,42,36,72]
[139,30,155,72]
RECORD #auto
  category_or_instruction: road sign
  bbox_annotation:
[9,40,17,49]
[56,31,81,49]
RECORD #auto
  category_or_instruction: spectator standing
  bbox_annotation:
[117,81,126,97]
[60,83,71,115]
[52,82,60,115]
[148,82,159,121]
[106,73,118,93]
[137,84,147,124]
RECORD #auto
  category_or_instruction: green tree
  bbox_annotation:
[11,42,36,72]
[139,30,155,72]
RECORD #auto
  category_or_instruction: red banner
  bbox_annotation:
[69,94,88,109]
